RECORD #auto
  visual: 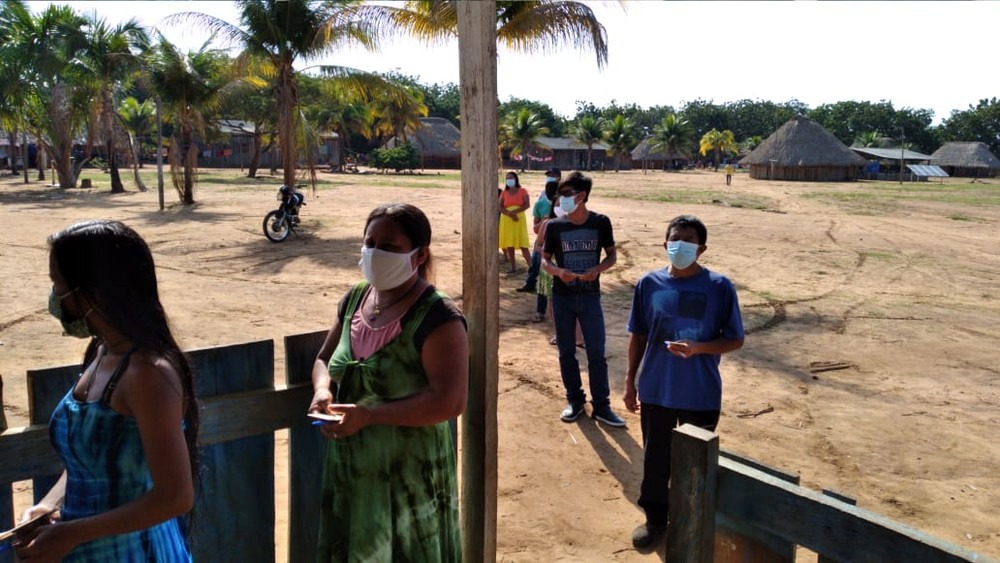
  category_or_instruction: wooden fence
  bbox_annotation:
[2,337,994,562]
[0,330,326,563]
[666,424,993,562]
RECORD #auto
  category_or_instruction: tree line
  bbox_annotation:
[2,0,996,204]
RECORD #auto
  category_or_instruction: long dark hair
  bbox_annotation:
[365,203,434,280]
[48,220,200,512]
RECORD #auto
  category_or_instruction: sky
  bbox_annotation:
[27,1,1000,125]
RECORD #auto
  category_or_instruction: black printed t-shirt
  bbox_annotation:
[542,211,615,295]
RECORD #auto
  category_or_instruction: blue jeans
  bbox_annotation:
[523,249,541,288]
[551,291,610,409]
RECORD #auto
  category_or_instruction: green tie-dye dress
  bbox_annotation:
[317,282,461,563]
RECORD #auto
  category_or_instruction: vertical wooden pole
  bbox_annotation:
[666,423,719,563]
[456,1,500,562]
[457,3,499,562]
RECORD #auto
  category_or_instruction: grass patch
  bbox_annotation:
[859,250,897,261]
[802,181,1000,209]
[605,187,777,211]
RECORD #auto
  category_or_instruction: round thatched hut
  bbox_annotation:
[629,138,689,171]
[929,141,1000,179]
[741,116,867,181]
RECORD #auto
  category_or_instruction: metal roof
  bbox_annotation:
[851,147,932,161]
[538,136,609,151]
[907,164,949,177]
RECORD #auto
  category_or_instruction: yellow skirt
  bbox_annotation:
[498,206,530,249]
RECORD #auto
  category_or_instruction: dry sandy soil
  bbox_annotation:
[1,166,998,561]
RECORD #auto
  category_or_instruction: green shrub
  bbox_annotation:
[369,142,419,173]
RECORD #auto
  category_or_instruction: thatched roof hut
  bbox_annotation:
[741,115,866,181]
[388,117,462,169]
[929,142,1000,178]
[629,138,689,170]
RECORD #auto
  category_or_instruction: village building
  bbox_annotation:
[741,116,867,181]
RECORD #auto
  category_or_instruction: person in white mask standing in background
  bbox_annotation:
[309,202,467,562]
[622,214,744,550]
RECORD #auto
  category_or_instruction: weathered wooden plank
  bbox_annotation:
[666,424,719,563]
[26,364,79,504]
[284,330,327,563]
[817,490,857,563]
[717,457,985,563]
[187,340,275,563]
[0,425,62,483]
[458,3,499,562]
[1,374,12,563]
[197,385,313,446]
[716,450,798,562]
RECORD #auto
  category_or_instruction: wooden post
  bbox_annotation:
[457,3,499,562]
[667,423,719,563]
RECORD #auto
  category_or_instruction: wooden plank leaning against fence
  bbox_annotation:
[0,331,327,563]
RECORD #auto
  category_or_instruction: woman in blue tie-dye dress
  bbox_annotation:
[15,220,198,562]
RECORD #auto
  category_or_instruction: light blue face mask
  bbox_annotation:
[505,178,516,188]
[559,194,578,215]
[667,240,699,269]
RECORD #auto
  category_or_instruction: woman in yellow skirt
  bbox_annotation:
[498,171,532,274]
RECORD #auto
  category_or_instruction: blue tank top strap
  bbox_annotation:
[101,345,140,404]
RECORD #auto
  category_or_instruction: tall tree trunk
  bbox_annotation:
[127,131,147,192]
[36,145,47,181]
[248,132,263,178]
[277,62,298,187]
[586,146,593,171]
[21,135,29,184]
[182,130,196,204]
[108,139,125,193]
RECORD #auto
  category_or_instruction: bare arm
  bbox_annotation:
[309,318,343,414]
[321,318,468,438]
[18,357,193,560]
[623,333,648,413]
[667,336,744,359]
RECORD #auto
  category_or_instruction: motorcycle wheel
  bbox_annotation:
[263,210,291,242]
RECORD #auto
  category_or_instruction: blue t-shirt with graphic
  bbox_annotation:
[626,267,744,410]
[542,211,615,294]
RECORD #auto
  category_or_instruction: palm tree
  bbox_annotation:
[2,2,93,188]
[602,114,636,172]
[395,0,610,68]
[502,108,549,171]
[699,128,737,171]
[117,96,154,191]
[147,35,229,204]
[570,115,604,171]
[649,114,692,171]
[374,85,428,144]
[173,0,402,188]
[78,14,150,193]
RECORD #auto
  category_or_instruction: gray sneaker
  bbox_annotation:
[632,522,667,549]
[592,407,626,427]
[560,403,586,422]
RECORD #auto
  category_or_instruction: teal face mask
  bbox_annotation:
[48,287,93,339]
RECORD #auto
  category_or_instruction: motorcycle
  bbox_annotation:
[262,184,307,242]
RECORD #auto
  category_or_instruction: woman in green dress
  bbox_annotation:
[310,203,468,562]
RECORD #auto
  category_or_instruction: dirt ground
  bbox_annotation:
[1,166,998,561]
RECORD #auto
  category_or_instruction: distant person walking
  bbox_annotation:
[724,163,734,186]
[623,215,744,549]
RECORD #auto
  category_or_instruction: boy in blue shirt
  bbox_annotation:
[623,215,745,549]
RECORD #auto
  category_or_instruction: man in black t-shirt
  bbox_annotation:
[541,172,626,427]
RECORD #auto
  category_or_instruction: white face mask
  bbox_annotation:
[558,194,578,215]
[359,247,419,290]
